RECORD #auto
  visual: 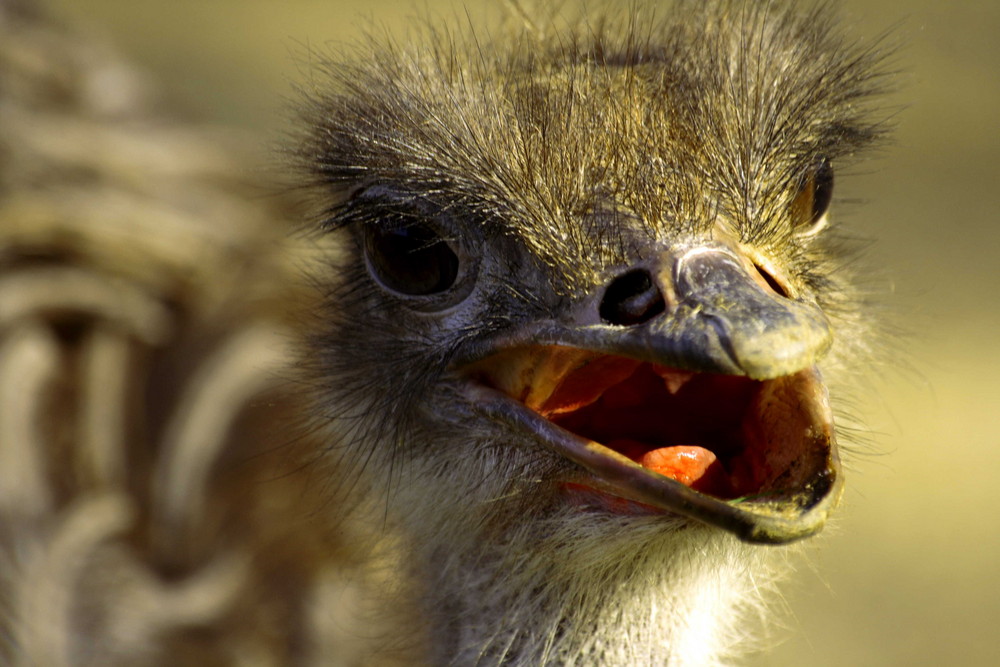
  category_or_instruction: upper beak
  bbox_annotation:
[548,245,833,380]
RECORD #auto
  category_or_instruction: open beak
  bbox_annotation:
[459,245,842,544]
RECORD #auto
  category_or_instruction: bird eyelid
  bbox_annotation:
[343,185,465,234]
[795,212,830,240]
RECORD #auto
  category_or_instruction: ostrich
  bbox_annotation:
[0,1,893,665]
[296,1,892,664]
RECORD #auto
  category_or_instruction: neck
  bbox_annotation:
[409,510,777,665]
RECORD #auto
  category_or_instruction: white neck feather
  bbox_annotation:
[405,507,779,665]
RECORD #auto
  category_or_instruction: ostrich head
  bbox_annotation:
[298,1,891,663]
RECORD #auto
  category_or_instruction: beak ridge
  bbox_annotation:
[656,247,832,380]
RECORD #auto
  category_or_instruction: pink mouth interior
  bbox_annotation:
[469,345,833,509]
[537,358,756,498]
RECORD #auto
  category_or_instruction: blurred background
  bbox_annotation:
[47,1,999,665]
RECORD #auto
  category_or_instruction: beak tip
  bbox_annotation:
[726,319,834,380]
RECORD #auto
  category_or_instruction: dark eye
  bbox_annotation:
[364,222,460,296]
[810,158,834,224]
[790,158,834,235]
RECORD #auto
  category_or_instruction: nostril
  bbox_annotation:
[599,269,666,326]
[752,262,791,298]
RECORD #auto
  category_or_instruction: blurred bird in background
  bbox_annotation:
[0,0,387,663]
[0,0,894,665]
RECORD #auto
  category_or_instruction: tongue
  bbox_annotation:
[611,440,728,494]
[640,446,718,485]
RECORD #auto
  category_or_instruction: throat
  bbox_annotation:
[416,518,770,666]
